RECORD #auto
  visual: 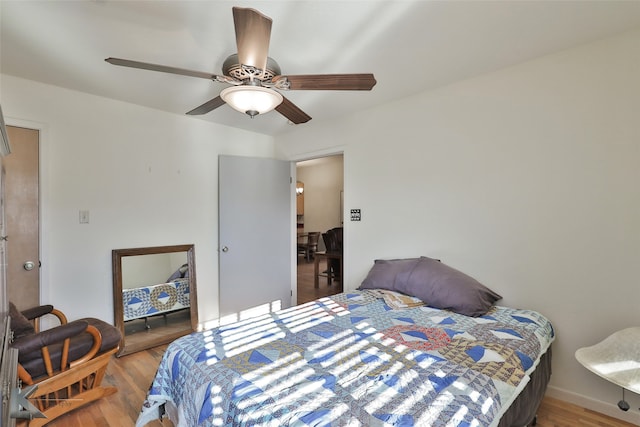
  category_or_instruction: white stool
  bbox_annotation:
[576,327,640,411]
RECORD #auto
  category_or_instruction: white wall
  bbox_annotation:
[121,252,186,289]
[1,75,276,325]
[276,29,640,422]
[297,155,343,250]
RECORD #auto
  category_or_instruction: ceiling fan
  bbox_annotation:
[105,7,376,124]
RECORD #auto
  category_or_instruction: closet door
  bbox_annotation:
[4,126,39,310]
[218,155,292,318]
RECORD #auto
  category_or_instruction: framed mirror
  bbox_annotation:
[112,244,198,357]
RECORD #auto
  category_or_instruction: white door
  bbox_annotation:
[218,155,292,318]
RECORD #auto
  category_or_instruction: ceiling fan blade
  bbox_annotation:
[273,74,377,91]
[105,57,220,80]
[275,96,312,124]
[232,7,272,72]
[186,96,226,115]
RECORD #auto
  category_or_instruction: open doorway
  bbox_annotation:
[296,154,343,304]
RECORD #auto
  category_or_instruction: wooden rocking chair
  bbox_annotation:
[9,303,121,426]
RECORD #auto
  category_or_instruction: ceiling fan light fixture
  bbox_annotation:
[220,85,283,117]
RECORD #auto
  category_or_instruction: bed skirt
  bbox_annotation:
[498,346,552,427]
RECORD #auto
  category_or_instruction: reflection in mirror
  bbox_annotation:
[112,244,198,357]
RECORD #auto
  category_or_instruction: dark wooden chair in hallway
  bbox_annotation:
[323,227,342,276]
[315,227,343,288]
[298,231,320,262]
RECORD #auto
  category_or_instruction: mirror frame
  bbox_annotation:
[112,244,198,357]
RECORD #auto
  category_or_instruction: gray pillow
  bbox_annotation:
[395,257,502,317]
[358,258,420,292]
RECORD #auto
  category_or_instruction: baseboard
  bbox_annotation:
[546,385,640,425]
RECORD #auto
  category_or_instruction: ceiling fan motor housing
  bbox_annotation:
[222,53,281,83]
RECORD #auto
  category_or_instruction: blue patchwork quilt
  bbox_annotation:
[136,291,554,427]
[123,278,190,321]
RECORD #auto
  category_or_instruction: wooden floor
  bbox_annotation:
[296,257,341,304]
[122,308,191,354]
[35,259,635,426]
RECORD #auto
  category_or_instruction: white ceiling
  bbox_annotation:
[2,1,640,137]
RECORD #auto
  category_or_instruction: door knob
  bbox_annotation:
[23,261,36,271]
[221,246,229,253]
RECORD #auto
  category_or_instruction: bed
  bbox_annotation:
[122,278,190,322]
[136,257,554,427]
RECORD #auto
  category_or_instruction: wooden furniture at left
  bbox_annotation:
[10,304,121,426]
[1,315,18,427]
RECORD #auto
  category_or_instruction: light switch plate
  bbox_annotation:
[79,210,90,224]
